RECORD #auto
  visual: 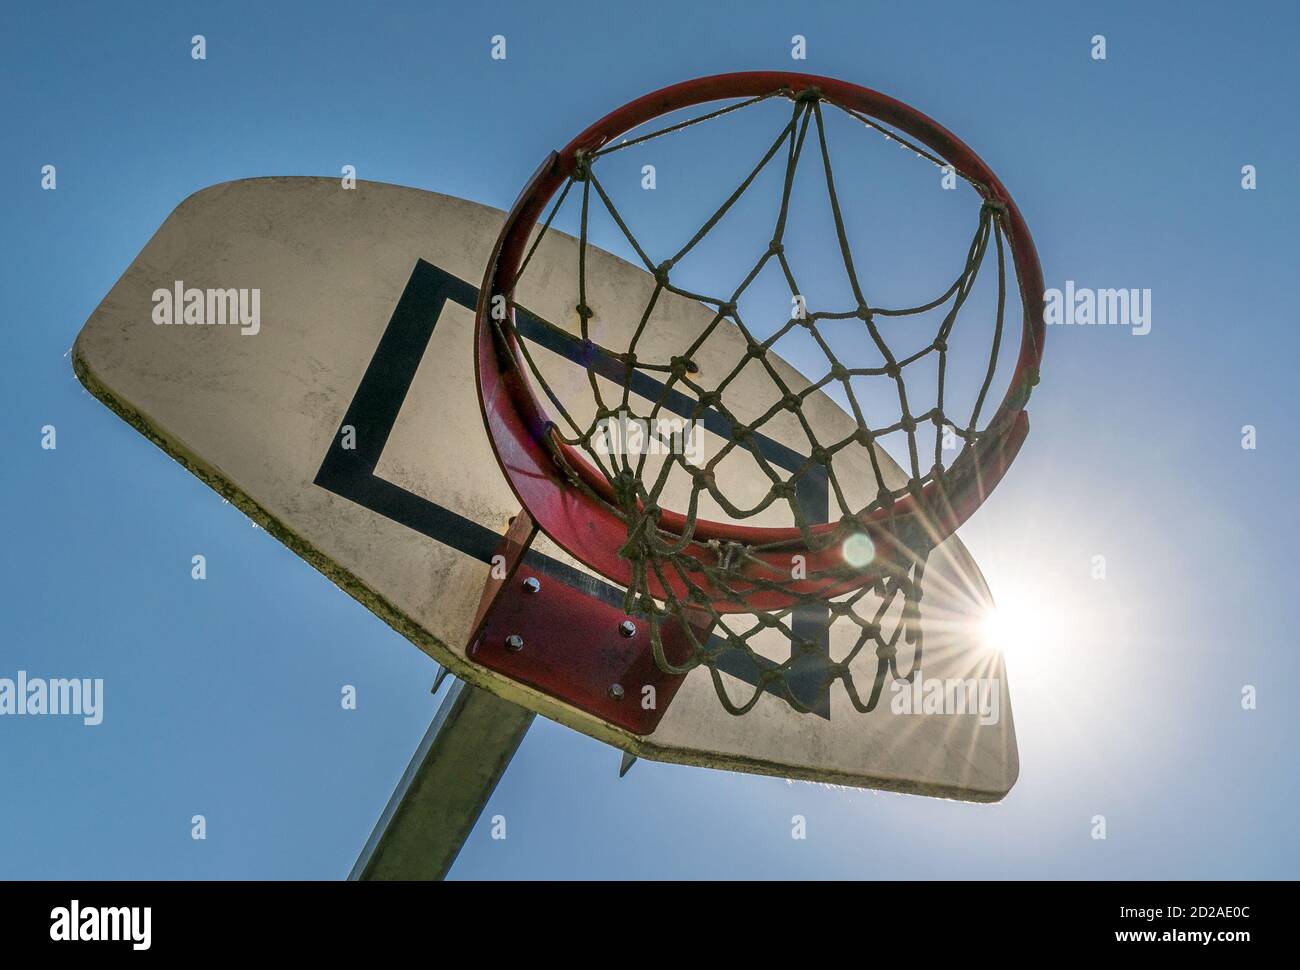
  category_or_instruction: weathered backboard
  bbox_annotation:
[74,177,1017,799]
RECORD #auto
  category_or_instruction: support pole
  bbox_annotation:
[350,679,535,880]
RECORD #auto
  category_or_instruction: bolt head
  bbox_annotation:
[522,576,541,594]
[619,620,637,638]
[505,634,524,652]
[608,683,625,700]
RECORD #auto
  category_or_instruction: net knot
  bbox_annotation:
[670,355,698,377]
[691,467,715,490]
[611,468,640,507]
[573,151,592,182]
[709,539,750,575]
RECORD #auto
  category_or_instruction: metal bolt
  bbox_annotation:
[505,634,524,652]
[522,576,541,594]
[619,620,637,638]
[608,683,625,700]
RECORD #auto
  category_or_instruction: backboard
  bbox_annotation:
[73,177,1017,800]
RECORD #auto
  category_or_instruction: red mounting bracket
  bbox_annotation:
[466,511,713,735]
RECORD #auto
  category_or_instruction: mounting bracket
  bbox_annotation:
[466,511,713,735]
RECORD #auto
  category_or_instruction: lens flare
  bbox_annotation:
[842,533,875,568]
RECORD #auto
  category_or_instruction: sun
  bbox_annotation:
[980,594,1059,665]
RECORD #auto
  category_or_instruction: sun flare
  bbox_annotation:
[981,594,1060,665]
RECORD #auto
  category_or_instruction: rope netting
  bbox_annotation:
[496,87,1033,715]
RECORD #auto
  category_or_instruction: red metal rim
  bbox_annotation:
[476,72,1044,607]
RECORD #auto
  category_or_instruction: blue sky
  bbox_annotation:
[2,0,1297,878]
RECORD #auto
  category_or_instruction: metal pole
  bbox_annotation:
[350,678,535,880]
